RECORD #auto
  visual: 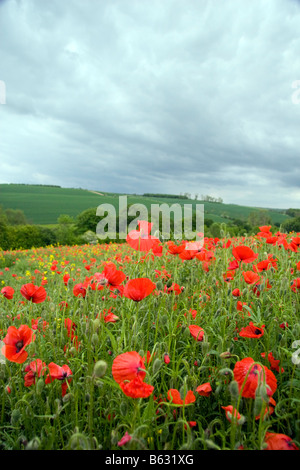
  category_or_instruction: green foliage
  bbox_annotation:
[247,210,272,227]
[282,216,300,233]
[4,208,28,225]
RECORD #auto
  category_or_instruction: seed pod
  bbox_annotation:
[93,360,108,378]
[229,380,240,400]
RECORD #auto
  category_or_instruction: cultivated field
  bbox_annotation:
[0,225,299,450]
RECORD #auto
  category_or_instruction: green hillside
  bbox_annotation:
[0,183,290,226]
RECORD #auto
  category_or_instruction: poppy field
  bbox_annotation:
[0,222,299,451]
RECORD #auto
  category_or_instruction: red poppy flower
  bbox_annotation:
[123,277,156,302]
[24,358,46,387]
[196,382,212,397]
[1,325,36,364]
[20,283,47,303]
[97,307,119,323]
[167,389,196,406]
[1,286,14,299]
[31,317,49,332]
[112,351,146,384]
[119,376,154,398]
[45,362,72,397]
[291,278,300,293]
[242,271,260,285]
[233,357,277,399]
[261,352,284,373]
[117,431,132,447]
[239,322,265,338]
[164,353,170,365]
[188,325,204,342]
[73,283,87,297]
[166,240,186,255]
[64,318,77,338]
[221,405,244,424]
[255,397,276,421]
[232,288,241,297]
[264,432,299,450]
[126,220,159,252]
[94,262,126,288]
[232,245,258,264]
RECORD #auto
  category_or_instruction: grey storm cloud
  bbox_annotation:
[0,0,300,208]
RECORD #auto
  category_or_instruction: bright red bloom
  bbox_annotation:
[264,432,299,450]
[119,376,154,398]
[196,382,212,397]
[239,322,265,338]
[188,325,204,342]
[126,220,159,252]
[232,245,258,264]
[123,277,156,302]
[291,278,300,293]
[164,353,170,365]
[222,405,244,424]
[242,271,260,285]
[94,262,126,288]
[167,389,196,406]
[232,288,241,297]
[64,318,77,338]
[233,357,277,399]
[117,431,132,447]
[166,240,186,255]
[20,283,47,303]
[112,351,146,384]
[73,283,87,297]
[45,362,72,397]
[1,286,14,299]
[1,325,35,364]
[97,307,119,323]
[261,352,284,373]
[31,317,49,332]
[24,359,46,387]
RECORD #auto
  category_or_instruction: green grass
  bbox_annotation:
[0,184,290,226]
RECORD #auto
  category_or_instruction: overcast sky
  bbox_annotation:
[0,0,300,209]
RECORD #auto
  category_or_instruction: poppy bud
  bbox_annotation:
[49,302,56,312]
[229,380,240,400]
[219,368,234,377]
[93,318,101,331]
[11,409,21,425]
[201,341,210,353]
[164,353,170,365]
[160,314,168,325]
[26,437,41,450]
[62,393,73,403]
[91,333,99,346]
[120,401,128,416]
[205,439,221,450]
[156,280,164,290]
[153,358,162,375]
[166,279,173,288]
[253,395,264,418]
[201,295,207,303]
[36,377,44,395]
[93,360,108,378]
[220,351,233,359]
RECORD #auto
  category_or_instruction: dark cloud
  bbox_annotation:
[0,0,299,208]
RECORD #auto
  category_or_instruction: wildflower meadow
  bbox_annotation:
[0,222,299,451]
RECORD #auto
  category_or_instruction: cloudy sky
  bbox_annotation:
[0,0,300,209]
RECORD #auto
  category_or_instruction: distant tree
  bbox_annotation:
[56,214,76,245]
[248,210,272,227]
[4,209,28,225]
[75,208,99,234]
[282,217,300,233]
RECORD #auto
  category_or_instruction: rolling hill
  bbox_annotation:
[0,183,290,226]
